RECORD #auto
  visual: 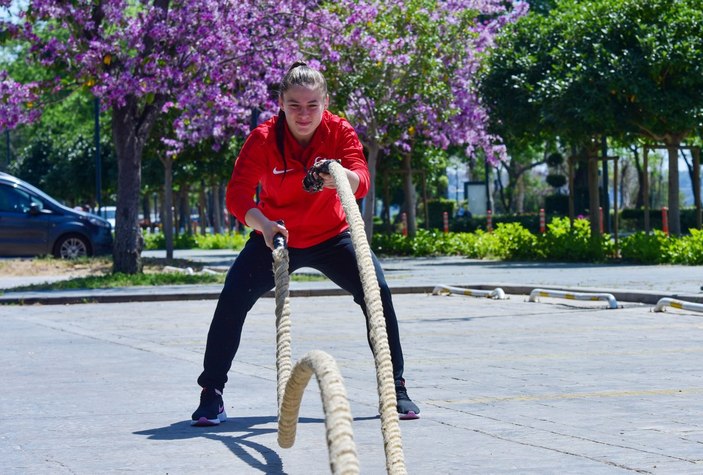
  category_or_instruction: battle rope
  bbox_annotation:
[272,161,407,474]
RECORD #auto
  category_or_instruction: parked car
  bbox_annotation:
[0,172,113,258]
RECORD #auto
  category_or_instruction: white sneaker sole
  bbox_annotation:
[191,410,227,426]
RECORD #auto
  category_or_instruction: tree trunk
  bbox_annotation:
[362,141,379,243]
[496,163,510,212]
[179,184,191,234]
[383,173,392,234]
[402,152,417,237]
[587,154,600,239]
[631,146,645,209]
[110,91,162,274]
[111,105,145,274]
[198,181,207,235]
[211,181,223,234]
[515,173,525,213]
[666,141,681,235]
[161,155,174,260]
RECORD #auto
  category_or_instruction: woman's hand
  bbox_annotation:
[261,220,288,250]
[244,208,289,250]
[318,167,360,193]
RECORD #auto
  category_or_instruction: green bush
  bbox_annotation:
[409,229,445,256]
[472,229,501,259]
[156,224,703,266]
[144,231,248,251]
[492,222,540,260]
[372,232,414,256]
[619,229,703,265]
[537,217,610,261]
[620,231,669,263]
[669,229,703,265]
[195,231,248,250]
[445,231,480,257]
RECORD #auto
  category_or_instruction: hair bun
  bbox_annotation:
[288,61,308,72]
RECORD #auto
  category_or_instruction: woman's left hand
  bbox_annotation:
[318,168,360,193]
[317,171,336,189]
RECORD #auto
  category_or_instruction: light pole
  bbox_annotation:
[484,155,492,213]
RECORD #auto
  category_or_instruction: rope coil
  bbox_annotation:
[272,161,407,474]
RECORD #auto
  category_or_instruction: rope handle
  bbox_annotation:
[273,220,287,250]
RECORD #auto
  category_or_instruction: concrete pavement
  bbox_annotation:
[1,254,703,473]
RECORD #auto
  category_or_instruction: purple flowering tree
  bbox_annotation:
[0,71,41,129]
[310,0,527,238]
[0,0,325,273]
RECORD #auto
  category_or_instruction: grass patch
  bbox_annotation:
[6,272,225,292]
[3,263,328,292]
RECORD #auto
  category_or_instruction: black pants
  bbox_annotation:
[197,231,405,391]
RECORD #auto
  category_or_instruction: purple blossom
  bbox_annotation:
[1,0,523,161]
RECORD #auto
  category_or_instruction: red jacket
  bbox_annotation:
[226,110,370,248]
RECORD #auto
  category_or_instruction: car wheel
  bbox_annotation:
[54,234,91,259]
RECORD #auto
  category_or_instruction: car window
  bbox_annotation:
[0,185,44,214]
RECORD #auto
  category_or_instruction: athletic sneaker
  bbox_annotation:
[396,380,420,420]
[191,388,227,426]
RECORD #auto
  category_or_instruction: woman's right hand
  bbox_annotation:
[262,219,288,250]
[244,208,289,250]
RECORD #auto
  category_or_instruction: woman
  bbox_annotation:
[192,62,420,426]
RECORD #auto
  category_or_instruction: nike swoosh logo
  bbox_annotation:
[273,167,295,175]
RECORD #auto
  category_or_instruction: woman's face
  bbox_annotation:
[279,85,329,146]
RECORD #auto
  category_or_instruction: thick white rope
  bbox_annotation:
[327,162,406,474]
[272,161,407,474]
[273,229,360,474]
[278,350,359,474]
[273,243,292,409]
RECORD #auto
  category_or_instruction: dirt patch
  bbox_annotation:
[0,257,205,277]
[0,258,112,277]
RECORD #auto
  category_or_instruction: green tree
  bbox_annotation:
[479,0,703,235]
[9,93,117,208]
[314,0,522,238]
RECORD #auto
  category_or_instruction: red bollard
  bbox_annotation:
[442,211,449,233]
[599,207,604,235]
[401,212,408,237]
[487,209,493,233]
[539,208,546,233]
[662,206,669,236]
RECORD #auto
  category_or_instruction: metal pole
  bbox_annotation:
[94,96,102,214]
[614,157,619,255]
[643,147,650,232]
[484,156,492,212]
[694,147,701,230]
[601,136,610,233]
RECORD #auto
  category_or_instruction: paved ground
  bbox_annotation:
[1,253,703,474]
